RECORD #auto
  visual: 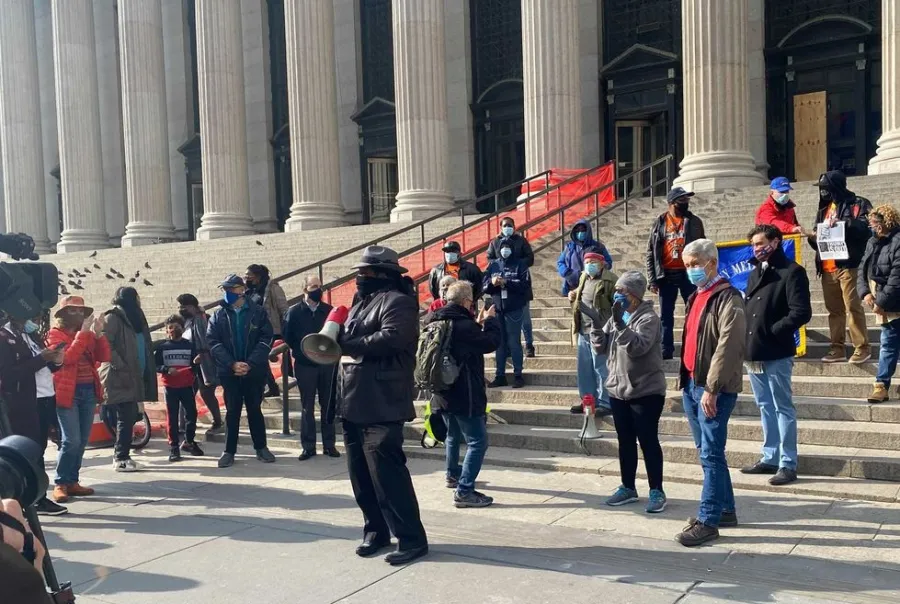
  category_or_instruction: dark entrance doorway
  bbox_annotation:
[474,83,526,211]
[615,116,668,199]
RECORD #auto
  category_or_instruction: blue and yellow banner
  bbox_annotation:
[716,235,807,357]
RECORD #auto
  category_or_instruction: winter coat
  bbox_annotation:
[0,325,53,443]
[646,210,705,284]
[755,196,800,235]
[557,219,613,295]
[601,300,667,401]
[428,260,484,301]
[206,299,274,380]
[745,246,812,362]
[807,172,872,274]
[859,229,900,313]
[570,268,618,345]
[428,304,502,417]
[185,312,218,386]
[46,327,110,408]
[487,232,535,301]
[282,300,334,367]
[98,307,158,405]
[250,280,289,335]
[483,257,531,313]
[336,284,419,425]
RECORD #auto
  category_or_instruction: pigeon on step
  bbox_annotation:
[93,263,101,269]
[144,262,151,269]
[143,279,154,287]
[256,240,264,246]
[59,286,70,295]
[128,277,136,283]
[105,274,114,280]
[89,251,97,258]
[73,284,84,291]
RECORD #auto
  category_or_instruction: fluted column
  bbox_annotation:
[0,0,50,253]
[194,0,254,239]
[35,0,59,246]
[52,0,109,253]
[870,1,900,174]
[390,0,453,222]
[675,0,764,192]
[118,0,175,246]
[283,0,346,231]
[521,0,582,174]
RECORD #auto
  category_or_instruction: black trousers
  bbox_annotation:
[222,375,267,455]
[36,396,58,465]
[106,401,139,462]
[610,394,665,491]
[296,362,336,451]
[196,379,223,426]
[165,387,198,447]
[343,420,427,550]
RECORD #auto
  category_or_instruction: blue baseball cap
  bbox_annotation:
[219,273,245,289]
[770,177,792,193]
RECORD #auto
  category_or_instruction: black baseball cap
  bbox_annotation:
[441,241,461,253]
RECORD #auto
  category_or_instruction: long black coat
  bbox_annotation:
[0,327,51,444]
[427,304,501,417]
[745,246,812,362]
[859,230,900,313]
[282,300,333,367]
[337,285,419,425]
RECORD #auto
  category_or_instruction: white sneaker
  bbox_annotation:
[113,459,141,472]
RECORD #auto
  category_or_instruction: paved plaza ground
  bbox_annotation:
[36,438,900,604]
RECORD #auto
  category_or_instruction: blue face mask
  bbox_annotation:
[24,320,39,334]
[501,226,514,238]
[613,292,630,307]
[445,252,459,264]
[223,290,242,305]
[686,267,710,287]
[585,263,600,277]
[575,231,587,242]
[500,247,512,259]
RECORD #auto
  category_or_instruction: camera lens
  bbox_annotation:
[0,435,47,506]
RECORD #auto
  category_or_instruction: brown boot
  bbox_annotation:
[868,383,889,404]
[68,482,95,497]
[52,484,70,503]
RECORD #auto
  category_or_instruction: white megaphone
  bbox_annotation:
[301,306,349,365]
[578,394,602,455]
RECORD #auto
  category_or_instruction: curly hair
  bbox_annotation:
[872,204,900,231]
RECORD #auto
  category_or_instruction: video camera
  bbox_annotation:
[0,232,58,320]
[0,434,47,505]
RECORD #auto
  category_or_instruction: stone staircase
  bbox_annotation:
[237,173,900,501]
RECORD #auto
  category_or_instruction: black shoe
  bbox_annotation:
[525,345,536,358]
[662,353,674,361]
[218,452,235,468]
[168,447,182,462]
[263,387,281,398]
[445,476,459,489]
[570,403,583,414]
[689,511,738,528]
[676,518,719,547]
[384,545,428,566]
[181,441,204,456]
[256,448,276,463]
[298,449,316,461]
[454,490,494,508]
[355,532,391,558]
[487,376,507,388]
[35,497,68,517]
[323,446,341,458]
[769,468,798,486]
[740,461,778,475]
[206,422,225,436]
[512,375,525,389]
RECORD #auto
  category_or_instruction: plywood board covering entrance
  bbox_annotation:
[794,91,827,182]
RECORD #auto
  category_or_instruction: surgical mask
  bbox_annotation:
[686,266,710,287]
[356,275,390,297]
[223,290,242,305]
[445,252,459,264]
[306,289,323,303]
[575,231,587,242]
[501,226,514,237]
[613,293,630,307]
[585,263,600,277]
[23,320,39,334]
[622,311,632,324]
[754,243,776,262]
[775,193,790,205]
[500,247,512,259]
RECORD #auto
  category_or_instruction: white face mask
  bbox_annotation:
[774,193,790,205]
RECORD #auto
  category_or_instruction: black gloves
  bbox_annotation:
[612,300,626,330]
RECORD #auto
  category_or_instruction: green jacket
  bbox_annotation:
[570,268,618,346]
[98,307,158,405]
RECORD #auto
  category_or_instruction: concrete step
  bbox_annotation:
[528,313,869,333]
[528,340,879,358]
[527,327,881,346]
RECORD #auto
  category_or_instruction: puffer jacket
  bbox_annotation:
[557,219,613,295]
[46,327,110,408]
[601,300,667,401]
[206,298,274,379]
[807,171,872,275]
[98,307,158,405]
[859,229,900,313]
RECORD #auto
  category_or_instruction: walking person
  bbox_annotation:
[484,239,531,389]
[741,225,812,486]
[207,274,276,468]
[155,315,204,462]
[336,246,428,565]
[46,296,110,503]
[282,275,339,460]
[428,241,483,303]
[558,219,613,296]
[858,205,900,403]
[598,272,668,513]
[427,281,501,508]
[245,264,288,398]
[177,294,224,434]
[675,239,746,547]
[487,217,537,356]
[808,170,872,364]
[646,186,706,360]
[99,287,158,472]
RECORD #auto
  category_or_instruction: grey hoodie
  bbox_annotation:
[601,300,667,401]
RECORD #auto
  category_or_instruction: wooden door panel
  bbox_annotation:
[794,91,827,182]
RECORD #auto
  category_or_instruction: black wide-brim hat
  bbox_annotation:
[351,245,409,274]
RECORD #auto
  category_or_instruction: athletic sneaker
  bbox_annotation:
[168,447,182,462]
[113,459,141,472]
[35,497,68,516]
[454,490,494,508]
[445,476,459,489]
[605,485,639,506]
[182,441,205,456]
[646,489,667,514]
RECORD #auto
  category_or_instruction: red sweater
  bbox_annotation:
[755,196,799,235]
[683,285,718,376]
[46,328,111,408]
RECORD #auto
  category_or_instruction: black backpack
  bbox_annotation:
[414,319,459,393]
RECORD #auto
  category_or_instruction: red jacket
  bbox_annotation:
[46,327,111,408]
[756,195,800,235]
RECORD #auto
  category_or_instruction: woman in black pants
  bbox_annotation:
[599,271,668,513]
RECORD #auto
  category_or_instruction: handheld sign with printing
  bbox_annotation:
[816,221,850,261]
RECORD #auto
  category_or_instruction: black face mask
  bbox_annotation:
[674,202,689,215]
[356,275,391,297]
[306,289,323,303]
[819,188,834,204]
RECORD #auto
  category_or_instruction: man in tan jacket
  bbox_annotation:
[674,239,746,548]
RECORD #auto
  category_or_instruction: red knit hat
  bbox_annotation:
[584,251,605,263]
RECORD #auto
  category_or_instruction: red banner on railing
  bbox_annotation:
[324,163,616,309]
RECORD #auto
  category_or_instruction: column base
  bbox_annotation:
[56,229,111,254]
[284,202,346,232]
[390,189,454,223]
[868,131,900,175]
[674,150,765,193]
[31,239,52,256]
[195,212,256,240]
[121,222,177,247]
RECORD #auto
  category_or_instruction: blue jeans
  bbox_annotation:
[877,320,900,387]
[495,309,524,377]
[682,379,736,527]
[747,357,797,470]
[576,332,609,407]
[444,413,488,495]
[522,303,533,348]
[658,271,696,358]
[55,384,97,485]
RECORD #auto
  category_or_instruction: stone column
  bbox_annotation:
[52,0,109,252]
[748,0,768,175]
[521,0,582,174]
[390,0,453,222]
[36,0,59,246]
[162,0,191,240]
[282,0,345,231]
[674,0,764,192]
[870,0,900,174]
[0,0,51,253]
[194,0,255,239]
[118,0,175,246]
